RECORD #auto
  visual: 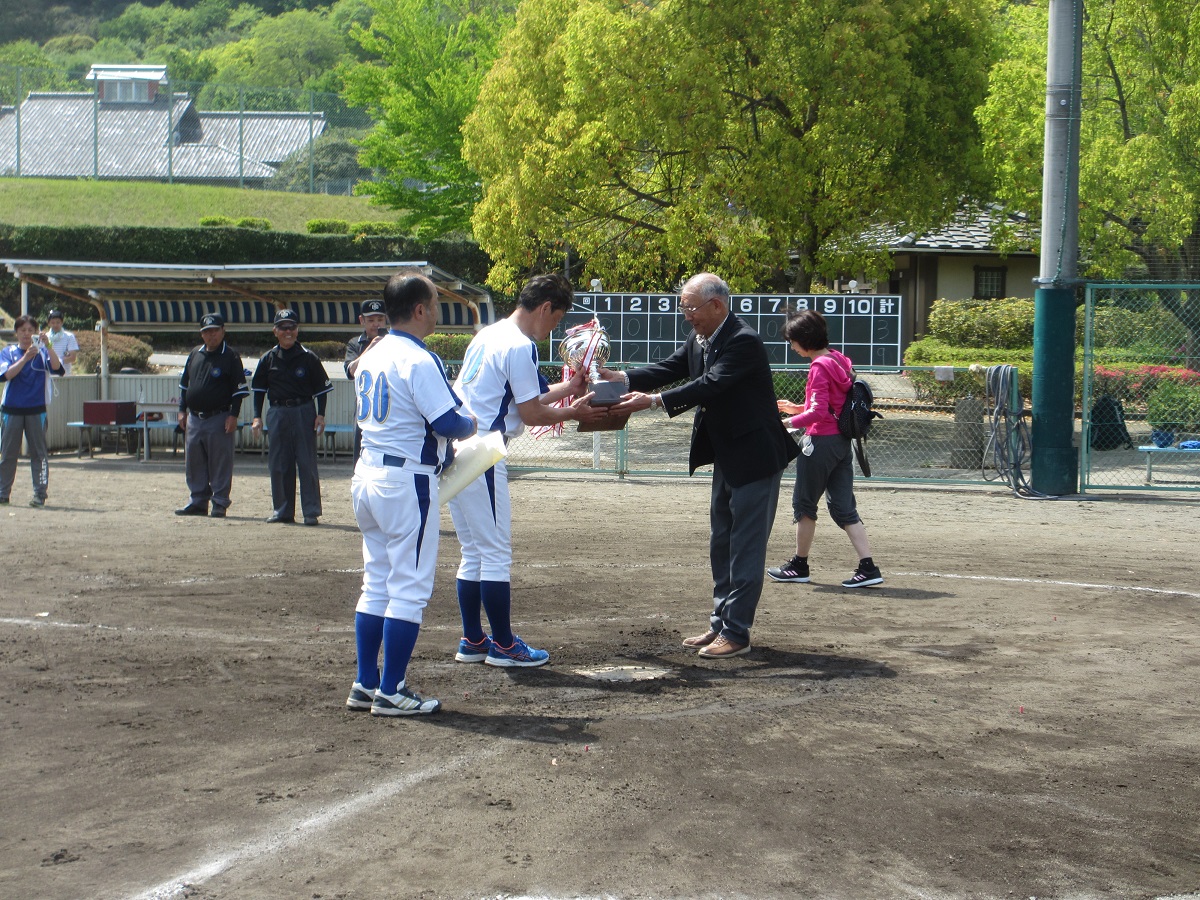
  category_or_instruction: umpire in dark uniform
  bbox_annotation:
[251,309,334,525]
[344,297,388,460]
[176,313,249,518]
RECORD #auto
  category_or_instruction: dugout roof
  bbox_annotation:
[1,259,493,333]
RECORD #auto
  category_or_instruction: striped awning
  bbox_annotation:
[2,260,492,333]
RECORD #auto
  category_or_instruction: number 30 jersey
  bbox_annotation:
[355,331,461,469]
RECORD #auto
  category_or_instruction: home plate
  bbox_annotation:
[574,665,673,682]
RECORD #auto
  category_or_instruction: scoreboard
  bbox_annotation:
[554,293,904,368]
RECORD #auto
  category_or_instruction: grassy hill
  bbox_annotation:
[0,179,400,233]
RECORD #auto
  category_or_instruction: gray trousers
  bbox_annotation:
[0,411,49,501]
[185,412,236,510]
[267,402,321,519]
[708,461,784,645]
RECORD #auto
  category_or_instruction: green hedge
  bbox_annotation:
[0,224,492,282]
[927,297,1036,349]
[306,219,350,235]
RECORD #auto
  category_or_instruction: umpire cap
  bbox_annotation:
[361,299,385,315]
[273,308,299,326]
[200,313,225,331]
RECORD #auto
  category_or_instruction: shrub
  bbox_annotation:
[1092,364,1200,403]
[349,221,403,236]
[306,218,350,235]
[927,297,1037,349]
[199,216,235,227]
[425,333,476,362]
[1090,304,1188,350]
[302,340,347,361]
[233,217,272,231]
[74,331,153,374]
[1144,379,1200,431]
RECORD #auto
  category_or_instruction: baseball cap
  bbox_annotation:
[361,299,385,316]
[200,313,225,331]
[47,309,64,320]
[273,308,299,327]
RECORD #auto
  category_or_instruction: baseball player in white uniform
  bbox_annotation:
[449,273,607,667]
[345,274,476,716]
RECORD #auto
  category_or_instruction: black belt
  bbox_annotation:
[382,453,443,475]
[191,407,231,419]
[272,398,312,408]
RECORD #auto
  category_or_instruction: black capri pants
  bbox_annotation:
[791,433,862,528]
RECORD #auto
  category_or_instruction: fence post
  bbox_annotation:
[238,85,245,188]
[92,78,99,178]
[308,91,315,194]
[166,78,174,184]
[14,67,21,176]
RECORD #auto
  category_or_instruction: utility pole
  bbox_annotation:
[1031,0,1082,494]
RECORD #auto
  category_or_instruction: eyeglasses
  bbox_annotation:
[678,296,714,316]
[276,324,298,331]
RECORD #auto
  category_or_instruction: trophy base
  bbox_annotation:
[587,380,626,407]
[578,409,631,433]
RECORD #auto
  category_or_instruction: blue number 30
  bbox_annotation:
[356,371,389,423]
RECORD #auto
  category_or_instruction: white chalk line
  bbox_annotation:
[127,746,500,900]
[895,571,1200,600]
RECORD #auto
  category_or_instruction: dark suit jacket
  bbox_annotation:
[626,314,799,488]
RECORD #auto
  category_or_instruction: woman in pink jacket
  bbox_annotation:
[768,309,883,588]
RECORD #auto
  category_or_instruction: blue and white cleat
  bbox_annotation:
[345,682,377,711]
[455,635,494,663]
[484,635,550,668]
[370,682,441,716]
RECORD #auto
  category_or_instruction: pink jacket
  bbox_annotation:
[788,349,853,436]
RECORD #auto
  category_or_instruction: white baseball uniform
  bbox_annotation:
[352,332,461,623]
[449,318,549,582]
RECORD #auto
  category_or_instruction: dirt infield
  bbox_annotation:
[2,453,1199,900]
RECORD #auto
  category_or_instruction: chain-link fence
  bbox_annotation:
[497,364,1013,487]
[0,65,373,194]
[1081,284,1200,492]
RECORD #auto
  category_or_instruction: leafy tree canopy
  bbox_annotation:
[463,0,995,294]
[341,0,517,239]
[979,0,1200,361]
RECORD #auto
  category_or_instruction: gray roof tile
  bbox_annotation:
[0,91,324,182]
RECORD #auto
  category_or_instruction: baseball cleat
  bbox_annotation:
[484,635,549,668]
[370,683,441,716]
[455,635,493,663]
[345,682,377,711]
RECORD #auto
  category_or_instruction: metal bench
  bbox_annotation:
[1137,445,1200,482]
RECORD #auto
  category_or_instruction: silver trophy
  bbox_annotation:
[558,318,624,407]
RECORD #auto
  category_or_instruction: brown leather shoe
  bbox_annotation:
[698,635,750,659]
[681,629,719,649]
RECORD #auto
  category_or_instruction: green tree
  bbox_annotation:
[978,0,1200,363]
[269,133,376,193]
[0,41,75,104]
[463,0,994,294]
[341,0,516,238]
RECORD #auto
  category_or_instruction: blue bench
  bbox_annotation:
[1137,445,1200,482]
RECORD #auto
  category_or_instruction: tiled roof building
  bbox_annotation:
[0,64,324,185]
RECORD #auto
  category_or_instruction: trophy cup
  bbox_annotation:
[558,317,630,432]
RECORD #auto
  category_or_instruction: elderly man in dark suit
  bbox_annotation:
[603,272,799,658]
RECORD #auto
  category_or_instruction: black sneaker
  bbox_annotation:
[768,556,810,583]
[841,563,883,588]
